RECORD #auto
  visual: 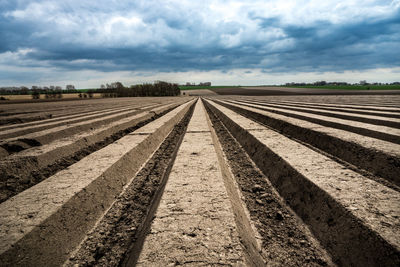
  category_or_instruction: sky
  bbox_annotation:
[0,0,399,88]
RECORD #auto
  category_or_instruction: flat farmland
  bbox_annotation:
[0,93,103,101]
[0,95,399,266]
[211,86,400,96]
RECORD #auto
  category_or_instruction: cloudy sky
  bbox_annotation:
[1,0,399,88]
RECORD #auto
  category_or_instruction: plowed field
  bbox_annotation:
[0,95,399,266]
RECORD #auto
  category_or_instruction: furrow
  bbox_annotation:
[0,113,53,126]
[132,100,246,266]
[261,99,400,112]
[204,99,400,267]
[0,99,195,266]
[0,97,160,115]
[211,99,400,186]
[0,96,182,129]
[204,101,334,266]
[65,99,196,267]
[0,103,173,156]
[235,99,400,128]
[0,102,138,131]
[0,101,190,203]
[250,99,400,118]
[225,99,400,144]
[0,104,146,139]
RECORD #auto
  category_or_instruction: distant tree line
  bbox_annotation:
[97,81,180,97]
[0,85,78,100]
[185,82,211,86]
[0,81,180,100]
[0,85,77,94]
[285,81,400,86]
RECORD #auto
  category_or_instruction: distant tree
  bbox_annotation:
[32,91,40,99]
[313,81,326,86]
[111,82,124,89]
[20,86,29,95]
[87,90,94,98]
[66,85,75,90]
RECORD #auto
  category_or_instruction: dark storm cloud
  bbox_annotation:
[0,0,399,75]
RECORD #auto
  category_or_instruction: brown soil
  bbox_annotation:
[0,106,177,203]
[0,114,52,126]
[205,102,333,266]
[212,99,400,187]
[133,100,245,266]
[66,102,195,266]
[0,102,140,131]
[247,99,400,118]
[204,99,400,266]
[0,105,135,140]
[235,99,400,128]
[0,97,181,121]
[1,95,398,266]
[0,108,151,155]
[226,100,400,144]
[211,87,400,96]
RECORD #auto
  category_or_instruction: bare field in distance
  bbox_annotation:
[0,93,103,101]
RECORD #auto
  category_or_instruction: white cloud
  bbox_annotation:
[0,48,38,65]
[0,0,399,85]
[4,0,397,48]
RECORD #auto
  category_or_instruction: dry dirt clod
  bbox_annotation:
[300,240,308,246]
[255,199,263,205]
[275,211,284,221]
[252,184,263,192]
